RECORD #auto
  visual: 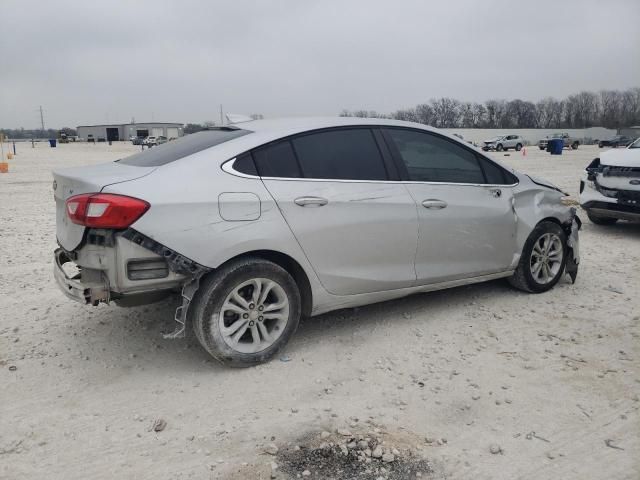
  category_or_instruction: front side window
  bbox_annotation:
[384,128,485,183]
[291,128,388,181]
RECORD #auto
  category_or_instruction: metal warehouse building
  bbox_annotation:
[76,122,184,142]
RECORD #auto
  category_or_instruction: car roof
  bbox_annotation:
[234,116,441,139]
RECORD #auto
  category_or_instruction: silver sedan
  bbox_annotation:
[53,117,580,366]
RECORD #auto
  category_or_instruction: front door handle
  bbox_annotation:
[421,199,447,209]
[489,188,502,198]
[294,196,329,207]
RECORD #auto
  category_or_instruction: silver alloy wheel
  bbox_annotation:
[530,232,563,285]
[217,278,289,354]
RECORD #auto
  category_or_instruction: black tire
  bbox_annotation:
[571,142,579,150]
[587,212,618,225]
[515,143,522,151]
[508,221,568,294]
[496,144,504,151]
[191,257,301,367]
[539,146,545,150]
[598,142,603,148]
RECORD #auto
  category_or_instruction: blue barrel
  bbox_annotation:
[549,138,563,155]
[49,139,57,148]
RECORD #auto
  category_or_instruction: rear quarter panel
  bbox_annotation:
[102,150,327,307]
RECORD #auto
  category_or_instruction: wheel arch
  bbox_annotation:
[219,249,313,317]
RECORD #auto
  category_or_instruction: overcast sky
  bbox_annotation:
[1,0,638,128]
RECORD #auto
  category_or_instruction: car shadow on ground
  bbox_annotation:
[294,278,517,344]
[65,259,585,375]
[583,219,640,238]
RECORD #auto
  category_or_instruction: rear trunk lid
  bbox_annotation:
[53,162,155,250]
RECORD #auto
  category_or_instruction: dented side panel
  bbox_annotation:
[512,174,579,271]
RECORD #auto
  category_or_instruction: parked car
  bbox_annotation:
[53,118,580,367]
[131,137,145,145]
[538,133,579,150]
[453,133,474,145]
[142,136,157,146]
[156,136,168,145]
[598,135,634,148]
[482,135,524,152]
[580,144,640,225]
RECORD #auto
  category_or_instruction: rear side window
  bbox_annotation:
[384,128,484,183]
[292,128,388,181]
[477,156,512,184]
[118,128,251,167]
[233,152,258,176]
[253,140,301,178]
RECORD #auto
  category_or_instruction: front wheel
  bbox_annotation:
[496,144,504,151]
[571,142,579,150]
[191,258,301,367]
[508,221,567,293]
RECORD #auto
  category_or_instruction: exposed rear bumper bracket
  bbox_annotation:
[121,229,211,339]
[121,229,210,277]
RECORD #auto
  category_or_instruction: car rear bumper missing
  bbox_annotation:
[54,248,110,305]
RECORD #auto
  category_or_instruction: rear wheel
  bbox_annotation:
[191,258,301,367]
[515,143,522,151]
[508,221,567,293]
[587,212,618,225]
[571,142,579,150]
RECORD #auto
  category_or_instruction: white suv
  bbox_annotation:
[580,138,640,224]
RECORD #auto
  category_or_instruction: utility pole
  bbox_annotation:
[39,105,45,133]
[220,104,224,126]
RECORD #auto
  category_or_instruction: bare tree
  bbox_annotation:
[414,104,434,125]
[430,98,460,128]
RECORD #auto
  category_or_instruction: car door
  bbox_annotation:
[256,127,418,296]
[381,127,518,285]
[504,135,514,149]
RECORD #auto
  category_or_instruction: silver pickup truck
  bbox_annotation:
[539,133,579,150]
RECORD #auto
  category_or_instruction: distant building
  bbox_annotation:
[76,122,183,142]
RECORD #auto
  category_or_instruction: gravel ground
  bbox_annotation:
[1,141,639,480]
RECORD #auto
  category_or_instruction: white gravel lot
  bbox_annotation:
[1,141,638,480]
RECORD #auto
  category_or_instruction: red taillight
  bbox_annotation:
[66,193,150,228]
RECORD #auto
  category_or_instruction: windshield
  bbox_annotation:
[118,128,251,167]
[629,138,640,149]
[551,133,563,138]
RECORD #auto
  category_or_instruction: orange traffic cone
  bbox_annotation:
[0,162,8,173]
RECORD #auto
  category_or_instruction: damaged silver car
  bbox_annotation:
[53,118,580,366]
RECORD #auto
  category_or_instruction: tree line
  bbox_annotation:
[340,87,640,130]
[0,127,77,139]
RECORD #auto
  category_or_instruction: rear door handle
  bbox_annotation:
[489,188,502,198]
[421,199,447,209]
[294,196,329,207]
